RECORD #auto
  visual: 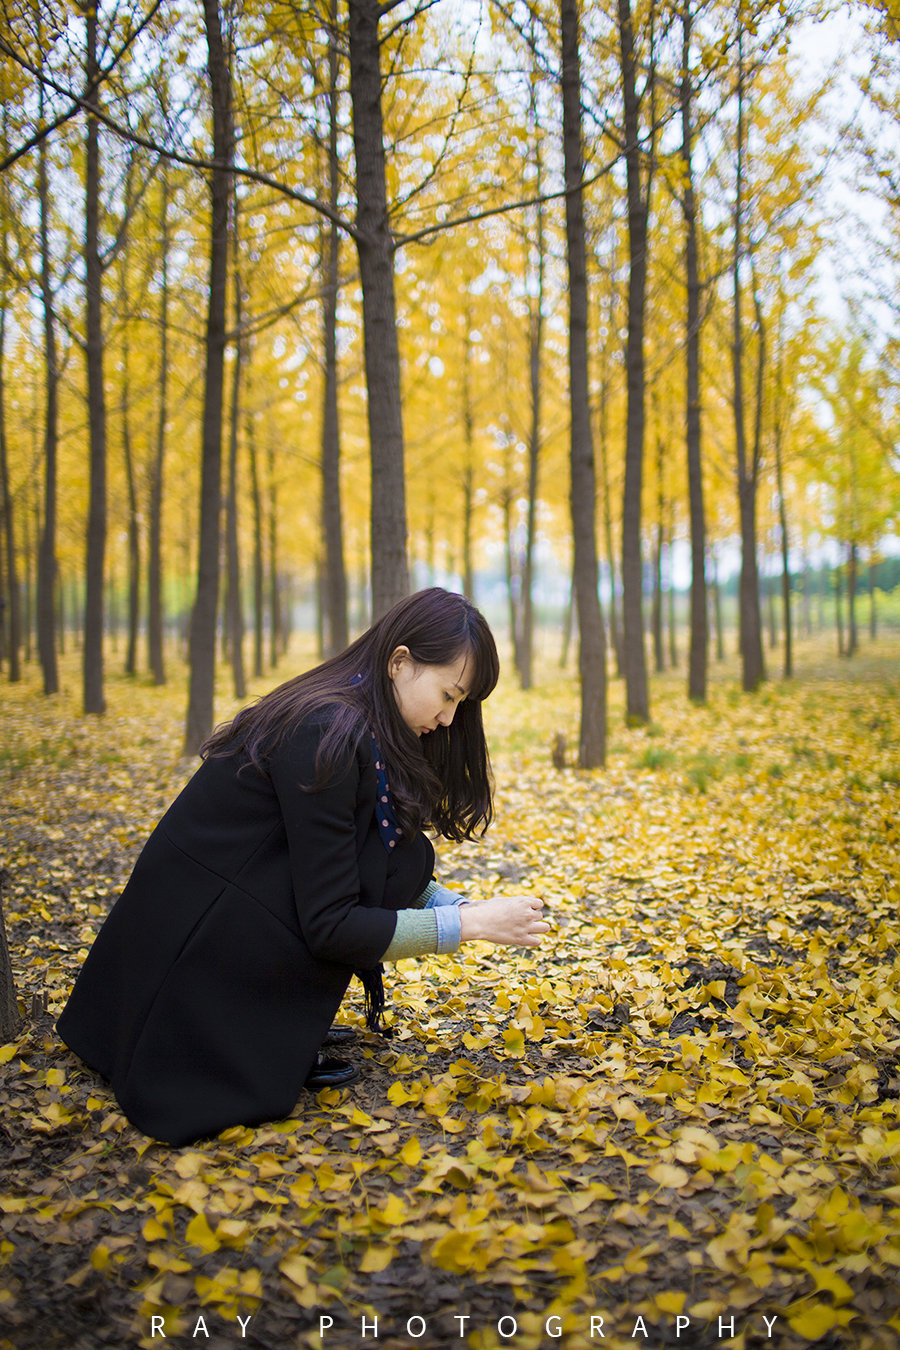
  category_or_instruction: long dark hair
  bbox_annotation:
[202,588,500,841]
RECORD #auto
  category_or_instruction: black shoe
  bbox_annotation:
[305,1055,359,1091]
[322,1024,358,1047]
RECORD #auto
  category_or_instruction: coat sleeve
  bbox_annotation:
[266,720,397,969]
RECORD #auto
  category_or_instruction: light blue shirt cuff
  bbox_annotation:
[433,903,462,954]
[423,882,463,908]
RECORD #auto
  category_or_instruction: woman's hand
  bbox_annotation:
[458,894,549,948]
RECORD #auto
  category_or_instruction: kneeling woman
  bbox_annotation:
[57,588,547,1146]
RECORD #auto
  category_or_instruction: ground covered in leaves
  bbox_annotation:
[2,638,900,1350]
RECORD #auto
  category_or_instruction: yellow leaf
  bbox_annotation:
[279,1254,310,1287]
[174,1152,207,1179]
[647,1163,690,1190]
[0,1045,18,1065]
[358,1246,393,1273]
[400,1137,422,1167]
[788,1304,841,1337]
[375,1194,407,1226]
[185,1212,221,1254]
[430,1230,475,1273]
[502,1026,525,1055]
[655,1291,687,1315]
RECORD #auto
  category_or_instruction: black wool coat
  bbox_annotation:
[56,716,434,1146]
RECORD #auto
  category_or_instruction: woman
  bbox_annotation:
[58,588,547,1146]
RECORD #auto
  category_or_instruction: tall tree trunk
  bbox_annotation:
[869,556,877,640]
[119,155,139,679]
[596,295,622,675]
[732,21,764,693]
[37,128,59,695]
[246,407,264,678]
[562,0,606,768]
[652,428,664,673]
[681,0,707,703]
[148,170,169,686]
[834,561,844,656]
[185,0,234,754]
[618,0,652,724]
[267,438,281,667]
[225,207,246,701]
[0,271,21,683]
[520,31,545,693]
[347,0,408,617]
[775,449,792,679]
[83,0,107,715]
[461,312,475,602]
[321,0,348,657]
[846,541,858,657]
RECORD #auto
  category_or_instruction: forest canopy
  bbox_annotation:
[0,0,898,752]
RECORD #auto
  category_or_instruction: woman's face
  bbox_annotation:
[388,646,471,737]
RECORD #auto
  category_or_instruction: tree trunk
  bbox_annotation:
[562,0,606,768]
[347,0,408,617]
[846,541,858,657]
[869,557,877,640]
[83,1,107,715]
[520,36,545,693]
[776,472,792,680]
[681,0,707,703]
[246,408,264,678]
[321,0,349,657]
[185,0,234,754]
[119,157,139,680]
[834,562,844,656]
[37,131,59,696]
[618,0,651,725]
[461,313,475,602]
[652,431,664,673]
[225,217,246,702]
[596,326,622,675]
[267,438,281,667]
[732,21,764,693]
[148,169,169,686]
[0,275,21,684]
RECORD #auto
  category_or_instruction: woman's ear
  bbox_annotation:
[387,645,411,681]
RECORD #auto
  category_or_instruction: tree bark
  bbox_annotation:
[681,0,707,703]
[846,541,858,656]
[83,0,107,715]
[225,211,246,701]
[562,0,606,768]
[321,0,348,657]
[732,21,764,693]
[347,0,408,617]
[267,438,281,667]
[246,406,264,677]
[148,169,169,686]
[118,155,139,680]
[520,32,545,692]
[652,430,664,673]
[0,271,21,684]
[618,0,651,724]
[37,128,59,696]
[185,0,234,754]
